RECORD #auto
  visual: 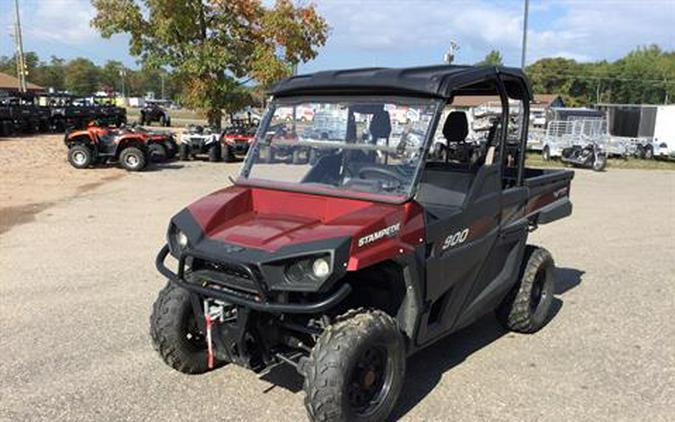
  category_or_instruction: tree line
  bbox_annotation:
[0,53,183,100]
[477,45,674,106]
[2,42,672,113]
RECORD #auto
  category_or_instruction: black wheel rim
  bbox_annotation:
[347,346,393,416]
[530,269,547,313]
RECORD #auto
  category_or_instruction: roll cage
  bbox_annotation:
[248,66,533,201]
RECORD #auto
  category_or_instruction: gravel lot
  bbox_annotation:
[1,135,674,421]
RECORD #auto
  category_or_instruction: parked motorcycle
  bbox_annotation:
[560,143,607,172]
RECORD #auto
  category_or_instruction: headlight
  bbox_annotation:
[284,254,332,285]
[312,257,331,278]
[176,230,188,248]
[168,224,189,256]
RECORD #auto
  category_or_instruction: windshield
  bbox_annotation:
[239,97,440,202]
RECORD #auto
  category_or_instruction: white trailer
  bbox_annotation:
[597,104,675,159]
[652,105,675,158]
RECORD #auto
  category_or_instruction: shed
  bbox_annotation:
[0,72,44,95]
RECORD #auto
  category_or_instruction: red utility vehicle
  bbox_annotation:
[152,65,574,422]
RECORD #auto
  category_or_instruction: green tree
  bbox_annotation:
[64,58,101,95]
[91,0,328,126]
[36,56,67,91]
[99,60,126,93]
[475,50,503,67]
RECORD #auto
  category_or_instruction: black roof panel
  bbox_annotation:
[269,65,532,100]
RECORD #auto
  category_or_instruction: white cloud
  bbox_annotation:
[2,0,673,68]
[313,0,675,65]
[532,0,675,61]
[28,0,98,45]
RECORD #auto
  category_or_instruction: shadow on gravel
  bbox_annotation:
[144,163,186,172]
[257,267,585,418]
[554,267,585,295]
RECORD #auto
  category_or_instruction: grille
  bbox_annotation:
[188,260,259,294]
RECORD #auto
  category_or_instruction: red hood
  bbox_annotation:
[186,186,425,269]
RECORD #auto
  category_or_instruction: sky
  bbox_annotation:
[1,0,674,72]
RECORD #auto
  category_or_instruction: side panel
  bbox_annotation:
[453,187,528,330]
[415,165,501,345]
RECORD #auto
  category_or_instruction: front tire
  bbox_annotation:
[497,246,555,333]
[222,144,235,162]
[303,309,406,422]
[164,139,178,159]
[592,153,607,172]
[150,282,220,374]
[119,146,147,171]
[68,144,93,169]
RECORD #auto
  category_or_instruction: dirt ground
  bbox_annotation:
[1,133,674,421]
[0,134,126,234]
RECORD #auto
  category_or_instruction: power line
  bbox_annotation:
[529,71,675,86]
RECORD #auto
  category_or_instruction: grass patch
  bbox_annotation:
[526,152,675,171]
[125,107,208,127]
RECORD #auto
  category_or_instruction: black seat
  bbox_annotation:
[443,111,468,143]
[444,111,477,165]
[416,112,475,211]
[370,110,391,140]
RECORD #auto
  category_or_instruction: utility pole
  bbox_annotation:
[596,82,602,104]
[664,79,669,104]
[444,41,460,64]
[13,0,27,92]
[119,69,126,105]
[160,73,165,100]
[521,0,529,69]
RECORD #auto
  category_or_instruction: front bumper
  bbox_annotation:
[225,140,250,154]
[155,244,351,314]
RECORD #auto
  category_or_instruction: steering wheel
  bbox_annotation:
[357,166,407,187]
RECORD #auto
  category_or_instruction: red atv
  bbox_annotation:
[65,123,172,171]
[152,65,574,422]
[221,124,257,162]
[126,124,179,161]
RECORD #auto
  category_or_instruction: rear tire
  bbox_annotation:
[150,282,223,374]
[292,149,303,164]
[264,146,275,163]
[208,143,222,162]
[68,144,93,169]
[179,144,190,161]
[119,146,147,171]
[148,143,167,163]
[542,145,551,161]
[497,246,555,334]
[309,149,318,165]
[644,145,654,160]
[303,309,406,422]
